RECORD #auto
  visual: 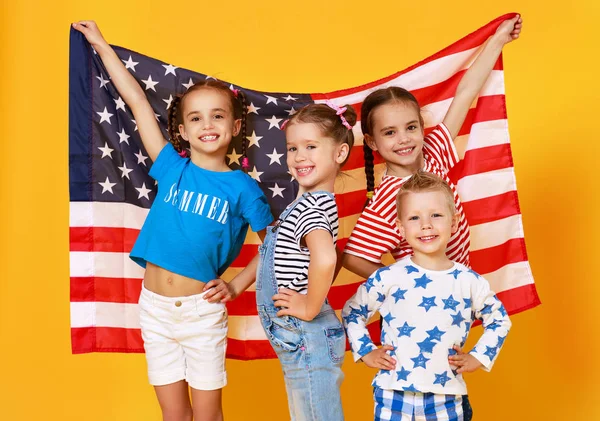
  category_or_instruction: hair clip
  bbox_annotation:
[325,100,353,130]
[178,149,188,158]
[231,88,240,98]
[241,157,250,170]
[366,191,374,199]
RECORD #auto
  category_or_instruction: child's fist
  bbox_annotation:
[494,15,523,45]
[448,345,483,374]
[361,345,397,371]
[72,21,108,48]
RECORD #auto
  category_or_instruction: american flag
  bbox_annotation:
[69,13,540,359]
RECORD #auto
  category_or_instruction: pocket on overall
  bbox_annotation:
[258,305,303,352]
[325,326,346,363]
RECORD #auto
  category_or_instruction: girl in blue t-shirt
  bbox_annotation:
[73,21,273,421]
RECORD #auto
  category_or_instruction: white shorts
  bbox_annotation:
[139,285,228,390]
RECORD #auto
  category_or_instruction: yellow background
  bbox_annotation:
[1,1,598,419]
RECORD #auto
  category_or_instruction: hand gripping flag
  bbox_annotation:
[69,13,540,358]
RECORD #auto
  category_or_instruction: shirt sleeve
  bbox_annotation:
[423,123,460,172]
[343,192,403,263]
[148,143,181,182]
[468,271,512,371]
[293,200,333,246]
[241,177,274,232]
[342,267,388,362]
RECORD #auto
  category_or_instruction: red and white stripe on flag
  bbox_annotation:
[70,13,539,359]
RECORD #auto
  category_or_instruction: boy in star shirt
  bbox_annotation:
[342,171,511,421]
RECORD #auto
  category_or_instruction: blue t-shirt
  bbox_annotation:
[130,143,273,282]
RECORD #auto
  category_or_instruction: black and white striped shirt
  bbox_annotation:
[274,192,339,293]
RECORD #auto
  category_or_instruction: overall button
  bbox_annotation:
[175,301,182,307]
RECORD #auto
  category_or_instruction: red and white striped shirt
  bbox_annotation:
[344,123,471,266]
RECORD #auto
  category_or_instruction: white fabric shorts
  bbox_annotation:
[138,284,228,390]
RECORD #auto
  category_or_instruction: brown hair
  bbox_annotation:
[284,103,357,167]
[395,170,456,217]
[361,87,424,203]
[166,80,248,169]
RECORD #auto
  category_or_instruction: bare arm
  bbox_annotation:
[72,21,167,161]
[274,229,337,321]
[342,253,384,280]
[444,15,523,156]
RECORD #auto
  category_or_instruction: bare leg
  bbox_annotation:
[154,380,193,421]
[191,388,224,421]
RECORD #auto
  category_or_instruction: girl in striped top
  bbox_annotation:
[255,101,356,420]
[343,15,523,281]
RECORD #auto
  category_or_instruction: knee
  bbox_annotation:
[162,406,193,421]
[193,407,223,421]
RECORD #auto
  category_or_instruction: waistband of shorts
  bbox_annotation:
[141,284,221,310]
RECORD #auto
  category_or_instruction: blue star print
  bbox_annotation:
[426,326,446,341]
[451,311,466,327]
[418,296,438,312]
[358,343,375,356]
[343,312,360,325]
[382,312,396,325]
[397,322,416,337]
[358,334,372,347]
[448,347,457,356]
[433,371,451,387]
[498,304,507,317]
[364,277,376,293]
[486,320,502,331]
[397,366,411,381]
[484,345,498,360]
[414,273,433,289]
[417,338,437,353]
[376,292,386,303]
[463,298,472,308]
[358,304,370,317]
[411,353,430,369]
[468,269,480,278]
[442,294,460,311]
[449,269,462,279]
[403,384,419,392]
[497,335,507,348]
[391,288,408,303]
[373,266,392,282]
[481,304,493,315]
[405,265,419,274]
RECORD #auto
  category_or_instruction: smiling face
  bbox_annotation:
[396,190,458,260]
[365,101,425,178]
[178,88,241,158]
[285,122,349,194]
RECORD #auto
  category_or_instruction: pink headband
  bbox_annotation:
[325,100,353,130]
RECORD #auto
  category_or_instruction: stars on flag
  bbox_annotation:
[264,95,278,105]
[227,149,242,166]
[114,96,126,112]
[247,102,261,115]
[96,74,110,89]
[162,64,178,76]
[99,177,117,194]
[266,115,283,130]
[122,55,139,71]
[142,75,159,91]
[118,162,134,179]
[97,107,113,125]
[266,148,283,165]
[246,130,263,148]
[135,183,152,200]
[182,78,195,90]
[98,142,114,159]
[269,183,285,198]
[117,129,130,145]
[134,150,148,166]
[248,166,263,182]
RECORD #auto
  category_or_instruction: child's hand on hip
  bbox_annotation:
[361,345,397,371]
[272,288,313,321]
[203,279,236,303]
[448,345,483,374]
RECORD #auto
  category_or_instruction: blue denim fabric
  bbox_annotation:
[256,192,346,421]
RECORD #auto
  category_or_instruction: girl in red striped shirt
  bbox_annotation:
[342,15,523,280]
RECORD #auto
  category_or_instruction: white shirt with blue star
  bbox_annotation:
[342,257,511,395]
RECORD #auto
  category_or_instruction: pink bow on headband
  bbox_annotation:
[325,100,353,130]
[230,88,239,98]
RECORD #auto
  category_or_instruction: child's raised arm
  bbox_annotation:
[443,15,522,157]
[72,21,167,162]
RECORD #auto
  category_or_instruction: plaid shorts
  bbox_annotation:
[374,388,465,421]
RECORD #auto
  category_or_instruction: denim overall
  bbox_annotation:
[256,192,346,421]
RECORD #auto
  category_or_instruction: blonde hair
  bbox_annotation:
[396,170,456,216]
